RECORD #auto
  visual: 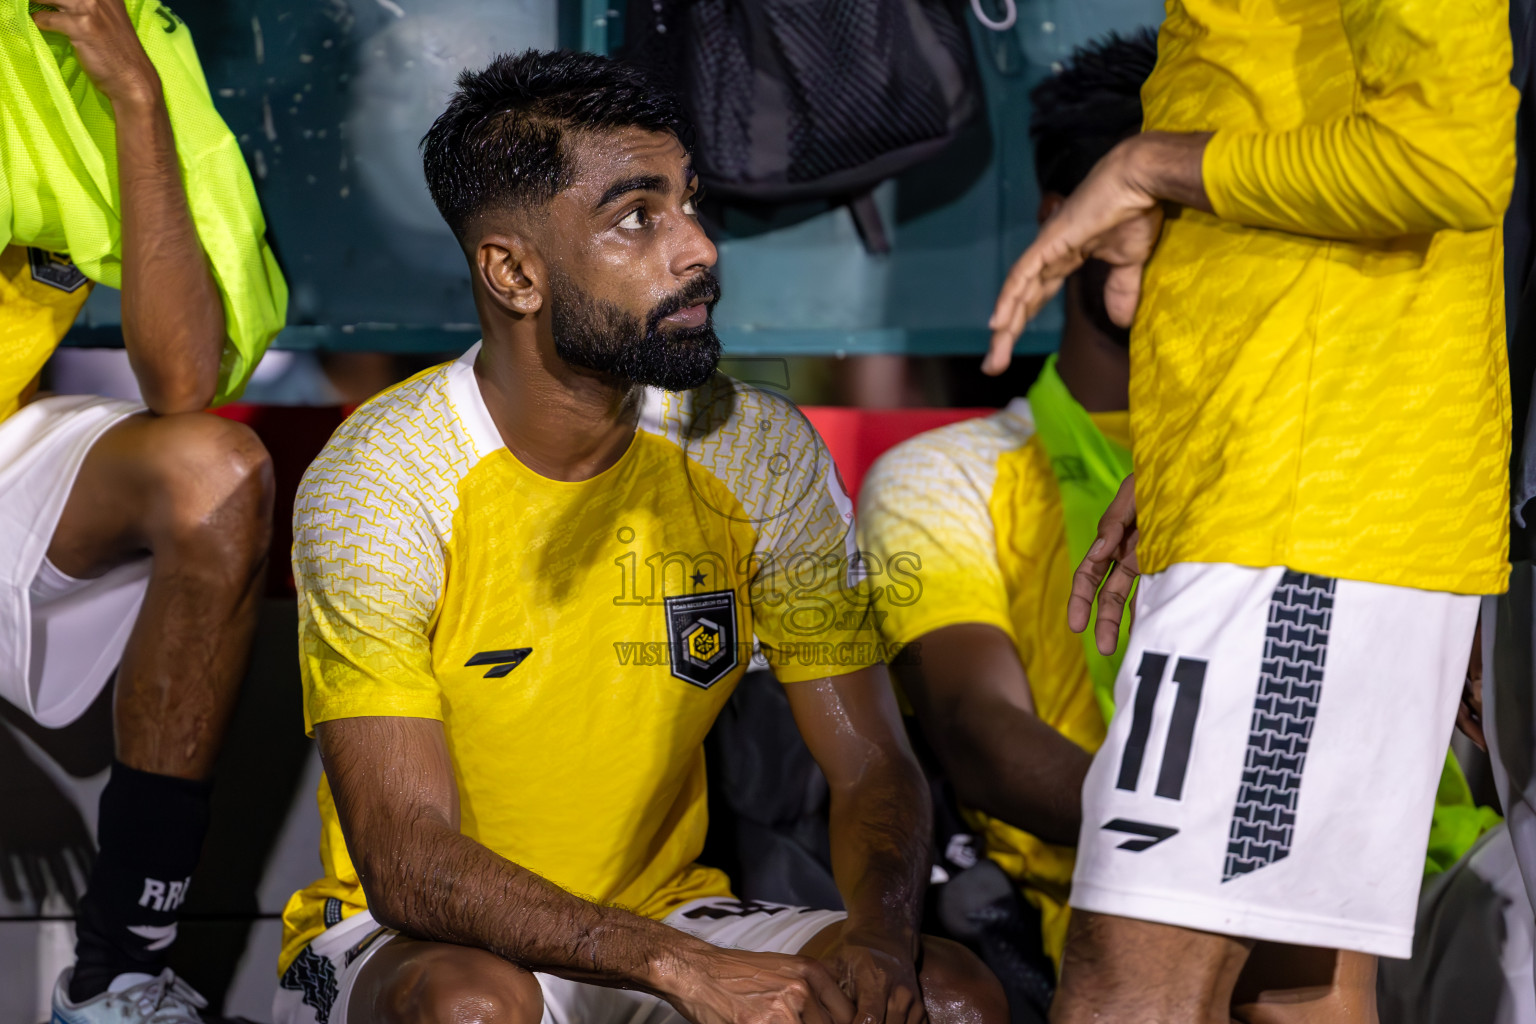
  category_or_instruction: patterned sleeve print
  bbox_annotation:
[291,367,475,732]
[857,418,1020,647]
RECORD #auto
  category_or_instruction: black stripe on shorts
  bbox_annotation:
[1222,570,1337,882]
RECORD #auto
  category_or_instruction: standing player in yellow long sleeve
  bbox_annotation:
[985,2,1517,1022]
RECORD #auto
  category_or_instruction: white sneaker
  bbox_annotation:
[52,968,209,1024]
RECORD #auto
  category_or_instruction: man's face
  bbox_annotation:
[538,127,722,391]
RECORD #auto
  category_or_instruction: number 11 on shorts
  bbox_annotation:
[1116,651,1207,801]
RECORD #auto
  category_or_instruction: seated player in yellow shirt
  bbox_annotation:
[274,50,1006,1024]
[858,30,1151,977]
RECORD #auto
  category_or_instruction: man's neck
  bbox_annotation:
[473,328,643,483]
[1052,288,1130,415]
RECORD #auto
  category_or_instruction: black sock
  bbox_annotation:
[68,761,211,1002]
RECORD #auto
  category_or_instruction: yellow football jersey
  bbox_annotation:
[0,244,92,421]
[1134,0,1516,593]
[280,345,881,974]
[857,400,1125,966]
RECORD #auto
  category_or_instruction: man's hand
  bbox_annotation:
[984,131,1212,376]
[661,946,856,1024]
[819,933,925,1024]
[1457,619,1486,751]
[32,0,162,108]
[1067,473,1138,656]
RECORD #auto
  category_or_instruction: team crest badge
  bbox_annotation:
[665,589,739,689]
[28,248,88,293]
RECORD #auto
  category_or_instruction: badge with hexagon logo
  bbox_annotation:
[28,248,88,292]
[664,589,739,689]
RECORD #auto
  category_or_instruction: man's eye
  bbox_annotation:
[682,196,698,216]
[619,208,646,229]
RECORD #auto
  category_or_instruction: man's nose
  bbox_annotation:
[670,210,718,275]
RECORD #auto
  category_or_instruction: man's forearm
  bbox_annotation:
[364,816,715,991]
[943,706,1087,847]
[825,755,931,957]
[113,87,225,412]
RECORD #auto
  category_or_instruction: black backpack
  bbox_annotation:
[622,0,984,252]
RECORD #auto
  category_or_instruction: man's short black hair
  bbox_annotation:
[421,49,692,237]
[1030,29,1159,197]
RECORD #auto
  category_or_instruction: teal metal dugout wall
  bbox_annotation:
[63,0,1163,357]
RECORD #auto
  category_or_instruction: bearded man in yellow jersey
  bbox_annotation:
[983,2,1517,1022]
[275,50,1006,1024]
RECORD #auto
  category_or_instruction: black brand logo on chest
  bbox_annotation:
[465,648,533,678]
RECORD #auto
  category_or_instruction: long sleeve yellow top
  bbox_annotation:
[1132,0,1517,593]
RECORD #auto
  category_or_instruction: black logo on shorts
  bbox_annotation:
[1102,818,1178,852]
[278,945,338,1024]
[665,589,738,689]
[682,899,790,920]
[465,648,532,678]
[28,248,88,292]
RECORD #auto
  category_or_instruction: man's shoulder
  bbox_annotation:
[640,373,859,548]
[296,359,477,538]
[642,373,839,514]
[642,372,820,455]
[863,403,1033,507]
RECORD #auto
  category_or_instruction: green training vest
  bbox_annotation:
[1,0,286,403]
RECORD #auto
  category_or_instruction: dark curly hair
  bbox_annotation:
[1030,28,1160,196]
[421,49,693,237]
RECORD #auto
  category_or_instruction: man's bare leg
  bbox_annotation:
[349,934,546,1024]
[1051,911,1252,1024]
[48,411,272,997]
[1232,946,1377,1024]
[346,919,1006,1024]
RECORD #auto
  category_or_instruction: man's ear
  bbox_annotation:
[476,233,544,316]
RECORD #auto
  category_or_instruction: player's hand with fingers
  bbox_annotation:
[820,932,926,1024]
[663,945,857,1024]
[30,0,163,107]
[984,139,1163,376]
[1068,472,1139,655]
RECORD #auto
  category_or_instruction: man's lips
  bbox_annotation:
[662,303,709,328]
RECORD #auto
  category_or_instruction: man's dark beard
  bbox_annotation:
[1077,258,1132,349]
[549,268,723,391]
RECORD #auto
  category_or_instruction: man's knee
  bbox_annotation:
[1054,912,1251,1023]
[142,413,273,560]
[920,936,1009,1024]
[375,948,543,1024]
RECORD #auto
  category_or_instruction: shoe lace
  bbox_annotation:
[126,970,209,1023]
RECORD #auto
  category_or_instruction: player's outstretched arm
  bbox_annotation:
[32,0,225,414]
[319,714,856,1024]
[893,623,1089,846]
[787,664,933,1024]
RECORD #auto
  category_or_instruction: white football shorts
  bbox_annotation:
[1071,562,1479,958]
[0,394,149,727]
[274,897,848,1024]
